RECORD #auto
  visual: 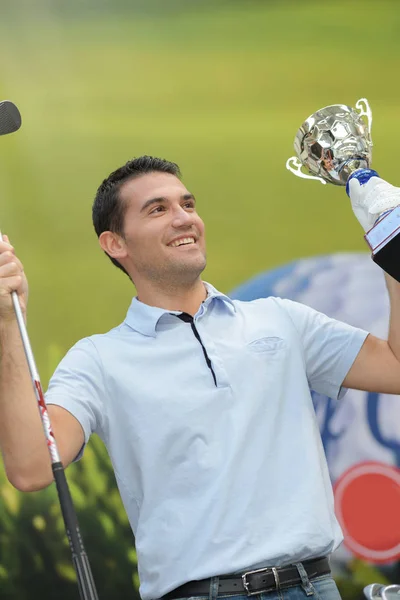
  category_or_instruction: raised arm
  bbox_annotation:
[343,273,400,394]
[342,175,400,394]
[0,236,83,491]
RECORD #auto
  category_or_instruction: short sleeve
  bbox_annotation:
[45,337,105,459]
[278,298,369,399]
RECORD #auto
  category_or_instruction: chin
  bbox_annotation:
[175,258,206,279]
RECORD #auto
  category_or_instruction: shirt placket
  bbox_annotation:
[194,317,230,388]
[171,299,231,388]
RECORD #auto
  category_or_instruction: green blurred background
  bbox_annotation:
[0,1,399,598]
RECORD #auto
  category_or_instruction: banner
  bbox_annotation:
[230,253,400,570]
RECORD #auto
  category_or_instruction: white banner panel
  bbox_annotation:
[230,253,400,567]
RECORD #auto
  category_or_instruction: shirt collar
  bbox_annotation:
[124,281,236,337]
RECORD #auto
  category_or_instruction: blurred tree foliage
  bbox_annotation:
[0,344,397,598]
[0,346,138,600]
[0,433,139,599]
[0,436,397,599]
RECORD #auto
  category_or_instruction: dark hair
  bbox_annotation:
[92,155,181,277]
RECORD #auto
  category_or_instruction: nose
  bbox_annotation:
[171,205,194,228]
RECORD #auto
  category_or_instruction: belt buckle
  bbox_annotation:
[242,566,279,596]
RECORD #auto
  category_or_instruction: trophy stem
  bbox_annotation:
[340,159,371,184]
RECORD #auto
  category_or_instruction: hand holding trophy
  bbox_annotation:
[286,99,400,282]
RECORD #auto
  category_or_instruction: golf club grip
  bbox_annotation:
[52,462,99,600]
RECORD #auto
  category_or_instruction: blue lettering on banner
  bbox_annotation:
[312,392,347,453]
[312,391,400,471]
[230,253,400,475]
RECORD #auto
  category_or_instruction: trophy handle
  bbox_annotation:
[356,98,373,137]
[285,157,327,185]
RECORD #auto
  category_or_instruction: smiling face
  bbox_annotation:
[101,171,207,290]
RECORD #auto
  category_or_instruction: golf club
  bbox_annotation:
[0,100,99,600]
[0,100,22,135]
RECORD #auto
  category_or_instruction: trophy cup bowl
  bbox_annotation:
[287,99,373,186]
[286,98,400,283]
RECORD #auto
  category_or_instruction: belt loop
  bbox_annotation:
[209,576,219,600]
[272,567,281,592]
[294,562,313,596]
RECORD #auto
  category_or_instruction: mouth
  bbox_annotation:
[167,236,197,248]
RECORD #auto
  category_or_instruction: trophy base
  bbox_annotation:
[365,206,400,281]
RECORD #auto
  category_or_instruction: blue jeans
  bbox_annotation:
[175,573,341,600]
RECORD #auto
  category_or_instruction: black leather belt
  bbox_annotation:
[161,556,330,599]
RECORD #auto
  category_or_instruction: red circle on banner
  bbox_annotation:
[334,461,400,563]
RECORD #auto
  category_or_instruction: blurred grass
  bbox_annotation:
[0,2,396,368]
[0,0,399,380]
[0,2,399,597]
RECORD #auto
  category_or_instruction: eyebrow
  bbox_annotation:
[140,193,196,213]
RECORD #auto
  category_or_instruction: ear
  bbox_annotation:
[98,231,128,260]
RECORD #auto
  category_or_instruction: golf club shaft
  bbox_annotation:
[0,231,99,600]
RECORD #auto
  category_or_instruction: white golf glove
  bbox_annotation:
[348,175,400,232]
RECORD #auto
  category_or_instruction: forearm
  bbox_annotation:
[384,272,400,361]
[0,320,53,490]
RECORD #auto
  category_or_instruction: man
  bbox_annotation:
[0,156,399,600]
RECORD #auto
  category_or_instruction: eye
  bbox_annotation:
[183,201,195,210]
[150,205,166,214]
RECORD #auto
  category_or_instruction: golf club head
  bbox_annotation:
[0,100,22,135]
[364,584,385,600]
[382,585,400,600]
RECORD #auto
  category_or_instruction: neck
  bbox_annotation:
[136,278,207,316]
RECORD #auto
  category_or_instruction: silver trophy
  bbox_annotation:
[286,98,373,186]
[286,98,400,282]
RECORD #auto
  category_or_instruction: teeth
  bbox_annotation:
[169,237,195,247]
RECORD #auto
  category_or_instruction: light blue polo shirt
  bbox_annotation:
[45,282,368,600]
